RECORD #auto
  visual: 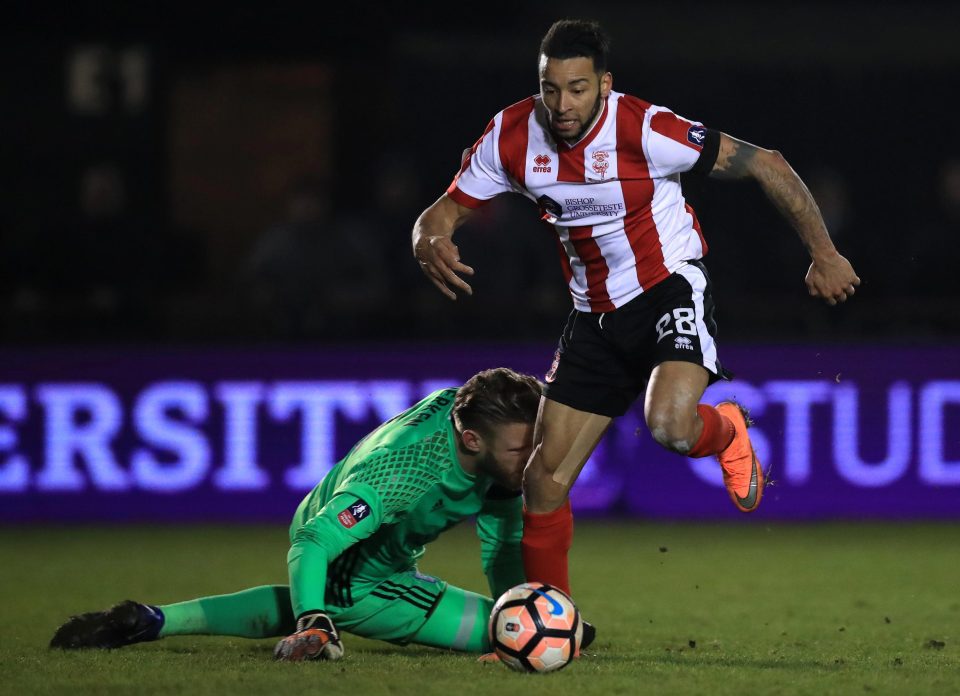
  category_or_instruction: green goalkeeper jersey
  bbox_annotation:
[286,388,525,617]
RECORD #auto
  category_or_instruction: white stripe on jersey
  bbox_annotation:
[650,174,706,274]
[582,97,647,305]
[557,229,589,304]
[644,106,704,179]
[523,105,556,194]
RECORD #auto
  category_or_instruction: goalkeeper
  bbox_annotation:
[51,368,591,660]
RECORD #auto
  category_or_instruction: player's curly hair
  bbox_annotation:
[453,368,542,436]
[539,19,610,74]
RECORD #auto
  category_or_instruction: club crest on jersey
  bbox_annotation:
[687,126,707,147]
[337,498,371,528]
[532,153,552,173]
[591,150,610,179]
[537,195,563,224]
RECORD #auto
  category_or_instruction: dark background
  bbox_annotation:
[2,1,957,345]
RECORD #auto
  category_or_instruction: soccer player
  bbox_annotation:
[412,20,861,595]
[50,368,593,660]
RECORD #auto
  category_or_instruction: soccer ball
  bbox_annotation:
[488,582,582,673]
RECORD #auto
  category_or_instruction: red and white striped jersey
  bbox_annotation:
[447,90,709,313]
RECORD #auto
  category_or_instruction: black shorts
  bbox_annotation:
[542,260,731,418]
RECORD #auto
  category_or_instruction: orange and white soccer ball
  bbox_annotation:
[488,582,582,673]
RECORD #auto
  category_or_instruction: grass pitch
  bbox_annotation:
[2,521,957,695]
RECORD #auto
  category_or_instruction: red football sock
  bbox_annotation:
[688,404,736,457]
[521,500,573,595]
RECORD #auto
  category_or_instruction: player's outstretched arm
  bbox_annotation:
[476,487,526,599]
[412,193,476,300]
[710,133,861,306]
[282,489,382,662]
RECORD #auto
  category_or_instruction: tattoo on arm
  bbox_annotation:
[711,133,833,257]
[756,157,825,251]
[710,136,758,180]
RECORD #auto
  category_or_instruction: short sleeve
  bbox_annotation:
[644,107,711,178]
[446,115,513,208]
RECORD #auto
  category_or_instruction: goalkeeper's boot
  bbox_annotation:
[50,600,164,649]
[716,401,764,513]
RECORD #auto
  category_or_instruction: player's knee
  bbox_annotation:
[647,411,694,455]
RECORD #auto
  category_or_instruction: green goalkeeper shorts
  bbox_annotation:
[326,569,493,653]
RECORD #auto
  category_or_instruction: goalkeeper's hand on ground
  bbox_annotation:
[273,612,344,662]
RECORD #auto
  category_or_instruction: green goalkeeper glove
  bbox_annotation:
[273,612,344,662]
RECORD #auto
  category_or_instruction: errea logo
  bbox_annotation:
[674,336,694,351]
[533,154,552,173]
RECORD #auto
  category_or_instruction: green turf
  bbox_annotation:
[1,522,957,695]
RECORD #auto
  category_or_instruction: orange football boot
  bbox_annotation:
[715,401,764,512]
